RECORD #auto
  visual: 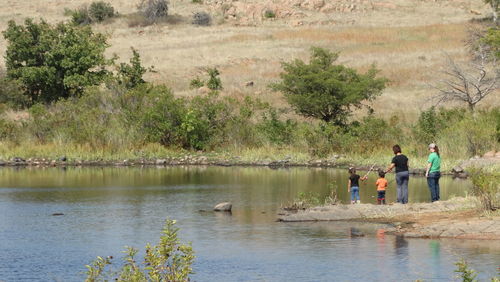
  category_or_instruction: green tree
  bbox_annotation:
[2,19,110,104]
[271,47,387,126]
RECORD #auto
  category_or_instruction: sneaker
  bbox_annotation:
[356,200,361,204]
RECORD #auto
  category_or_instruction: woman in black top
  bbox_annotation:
[385,144,409,204]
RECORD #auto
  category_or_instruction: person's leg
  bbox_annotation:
[382,191,386,205]
[402,173,409,204]
[435,173,441,201]
[427,175,437,202]
[351,188,355,204]
[355,187,360,203]
[396,173,403,203]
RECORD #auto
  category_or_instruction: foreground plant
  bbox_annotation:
[85,219,194,282]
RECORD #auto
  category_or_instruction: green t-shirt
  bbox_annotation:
[427,152,441,173]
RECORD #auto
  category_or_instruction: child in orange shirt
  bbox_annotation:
[376,170,388,205]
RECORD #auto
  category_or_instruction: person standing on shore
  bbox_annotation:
[425,143,441,202]
[347,167,367,204]
[385,145,410,204]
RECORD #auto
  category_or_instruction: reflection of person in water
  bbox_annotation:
[429,241,441,278]
[394,235,408,256]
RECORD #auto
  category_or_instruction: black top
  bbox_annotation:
[392,154,409,173]
[349,174,361,187]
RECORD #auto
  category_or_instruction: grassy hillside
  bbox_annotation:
[0,0,497,120]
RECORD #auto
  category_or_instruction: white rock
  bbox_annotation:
[214,202,232,211]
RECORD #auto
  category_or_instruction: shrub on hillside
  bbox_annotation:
[88,1,115,22]
[192,12,211,26]
[264,10,276,19]
[138,0,169,24]
[206,68,222,90]
[71,7,92,25]
[68,1,115,25]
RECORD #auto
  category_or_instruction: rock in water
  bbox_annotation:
[350,227,365,237]
[214,202,232,212]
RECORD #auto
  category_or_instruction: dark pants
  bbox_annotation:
[377,191,386,205]
[427,172,441,202]
[396,171,409,204]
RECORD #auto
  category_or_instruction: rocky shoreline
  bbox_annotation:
[0,155,494,177]
[278,198,500,240]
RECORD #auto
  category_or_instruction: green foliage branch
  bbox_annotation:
[85,219,194,282]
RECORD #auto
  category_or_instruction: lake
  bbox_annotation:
[0,166,497,281]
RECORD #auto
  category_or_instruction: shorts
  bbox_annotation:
[377,190,386,200]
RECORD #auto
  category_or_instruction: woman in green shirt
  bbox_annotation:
[425,143,441,202]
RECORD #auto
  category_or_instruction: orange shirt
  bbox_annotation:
[376,178,388,191]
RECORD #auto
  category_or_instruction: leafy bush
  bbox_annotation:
[69,1,115,25]
[182,92,232,149]
[0,118,20,141]
[85,219,194,281]
[302,122,351,157]
[116,48,150,89]
[3,19,110,104]
[88,1,115,23]
[264,10,276,19]
[137,85,186,146]
[189,68,222,90]
[348,115,398,153]
[138,0,169,24]
[0,72,29,109]
[438,110,497,157]
[257,108,297,145]
[206,68,222,90]
[189,77,204,89]
[192,11,211,26]
[192,0,203,3]
[271,47,387,126]
[71,7,92,25]
[469,168,500,211]
[454,260,478,282]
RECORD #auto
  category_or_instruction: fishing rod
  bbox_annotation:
[362,163,377,180]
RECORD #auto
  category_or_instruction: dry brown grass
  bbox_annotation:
[0,0,497,119]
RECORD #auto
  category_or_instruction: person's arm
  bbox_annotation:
[425,154,433,177]
[386,163,395,174]
[348,179,351,192]
[425,162,432,177]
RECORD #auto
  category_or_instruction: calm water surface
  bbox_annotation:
[0,166,498,281]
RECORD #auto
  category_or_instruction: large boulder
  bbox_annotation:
[214,202,232,212]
